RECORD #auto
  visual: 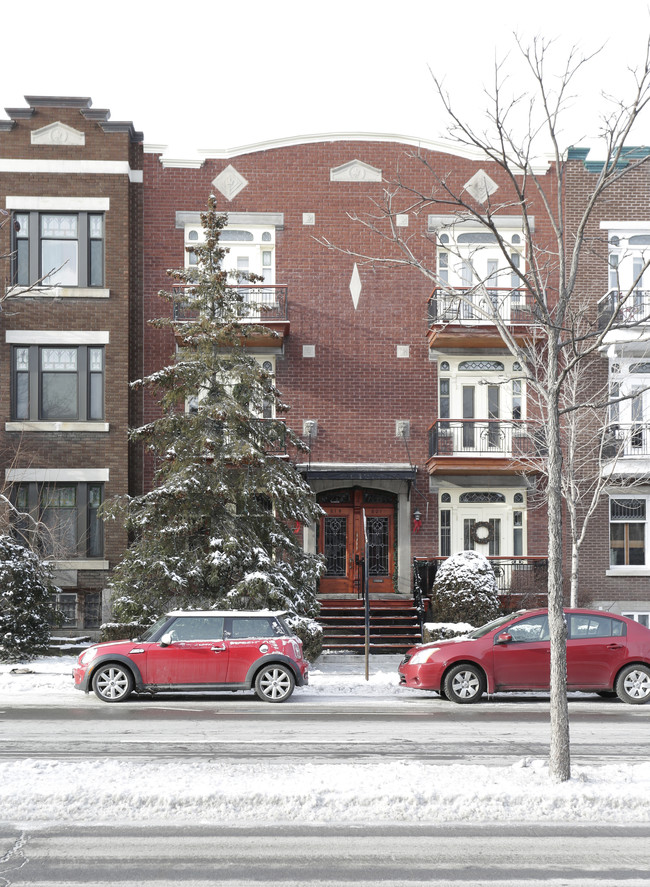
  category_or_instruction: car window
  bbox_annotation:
[139,614,173,642]
[167,617,225,641]
[569,614,626,639]
[228,617,287,639]
[504,614,550,643]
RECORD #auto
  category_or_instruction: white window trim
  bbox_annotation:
[5,285,110,299]
[48,559,109,570]
[6,468,109,482]
[6,331,110,344]
[5,421,109,433]
[6,196,110,211]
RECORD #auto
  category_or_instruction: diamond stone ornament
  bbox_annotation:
[212,165,248,201]
[464,169,499,204]
[350,263,362,310]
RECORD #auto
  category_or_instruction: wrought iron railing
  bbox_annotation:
[428,286,534,326]
[172,284,288,323]
[603,423,650,459]
[428,420,545,459]
[413,556,549,611]
[597,289,650,329]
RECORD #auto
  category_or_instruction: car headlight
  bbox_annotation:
[79,647,99,666]
[409,647,440,665]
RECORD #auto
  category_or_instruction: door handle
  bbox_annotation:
[211,644,226,652]
[606,643,624,650]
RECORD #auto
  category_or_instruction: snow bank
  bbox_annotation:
[2,757,649,827]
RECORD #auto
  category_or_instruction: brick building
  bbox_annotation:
[2,95,649,646]
[0,97,143,633]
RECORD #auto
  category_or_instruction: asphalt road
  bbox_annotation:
[1,694,649,764]
[2,823,650,886]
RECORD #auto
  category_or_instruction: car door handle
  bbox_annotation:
[607,643,624,650]
[211,644,226,652]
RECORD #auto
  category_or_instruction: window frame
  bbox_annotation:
[11,344,105,422]
[12,481,104,560]
[609,496,647,568]
[11,210,105,289]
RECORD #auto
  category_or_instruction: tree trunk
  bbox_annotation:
[546,377,571,782]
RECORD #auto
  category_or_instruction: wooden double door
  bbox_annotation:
[318,487,395,596]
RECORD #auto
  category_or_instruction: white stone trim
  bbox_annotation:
[600,221,650,230]
[31,121,85,146]
[5,421,110,433]
[5,286,110,299]
[145,133,550,174]
[6,468,110,482]
[6,196,110,211]
[49,559,110,571]
[0,159,141,177]
[6,330,110,344]
[606,568,650,577]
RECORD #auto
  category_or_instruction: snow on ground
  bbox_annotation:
[2,654,650,826]
[3,756,650,828]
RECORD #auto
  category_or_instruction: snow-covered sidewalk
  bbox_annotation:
[2,653,650,826]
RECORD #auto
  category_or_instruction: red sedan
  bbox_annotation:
[399,608,650,704]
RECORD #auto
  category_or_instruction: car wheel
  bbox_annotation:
[254,664,295,703]
[444,664,485,704]
[615,664,650,705]
[92,663,135,703]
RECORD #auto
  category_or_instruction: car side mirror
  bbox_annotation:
[159,633,173,647]
[496,632,513,645]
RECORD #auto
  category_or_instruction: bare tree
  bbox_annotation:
[320,37,650,781]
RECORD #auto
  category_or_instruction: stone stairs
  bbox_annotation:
[318,597,422,653]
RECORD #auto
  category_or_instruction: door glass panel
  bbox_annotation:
[463,386,475,448]
[324,516,347,576]
[367,516,389,576]
[488,385,500,448]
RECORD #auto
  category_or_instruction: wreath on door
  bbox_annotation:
[471,521,494,545]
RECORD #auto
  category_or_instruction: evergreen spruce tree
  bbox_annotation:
[0,534,58,661]
[106,197,324,627]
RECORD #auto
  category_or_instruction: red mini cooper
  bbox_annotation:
[73,610,308,703]
[399,608,650,705]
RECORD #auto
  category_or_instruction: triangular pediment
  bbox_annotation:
[31,121,85,146]
[330,159,382,183]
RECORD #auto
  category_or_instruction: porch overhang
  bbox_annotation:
[298,463,417,482]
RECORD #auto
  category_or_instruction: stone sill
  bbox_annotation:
[6,421,110,433]
[48,560,110,571]
[5,286,110,299]
[606,568,650,577]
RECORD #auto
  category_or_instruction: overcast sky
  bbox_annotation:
[3,0,650,156]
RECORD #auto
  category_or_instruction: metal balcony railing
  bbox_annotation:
[597,289,650,329]
[414,556,549,608]
[428,420,545,460]
[603,423,650,459]
[428,286,534,326]
[172,284,288,323]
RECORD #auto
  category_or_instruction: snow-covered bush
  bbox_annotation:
[0,535,58,662]
[284,612,323,662]
[423,621,474,643]
[429,550,501,625]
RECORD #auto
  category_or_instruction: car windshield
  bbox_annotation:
[136,615,171,642]
[466,612,524,639]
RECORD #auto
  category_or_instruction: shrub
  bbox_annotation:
[0,535,58,662]
[423,622,474,643]
[284,613,323,662]
[429,550,501,626]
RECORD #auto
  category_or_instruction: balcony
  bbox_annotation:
[598,289,650,330]
[414,556,549,608]
[427,286,535,349]
[172,285,289,347]
[426,419,545,475]
[602,423,650,475]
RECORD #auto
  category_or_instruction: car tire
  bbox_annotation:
[615,664,650,705]
[91,663,135,703]
[254,663,295,703]
[444,663,485,704]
